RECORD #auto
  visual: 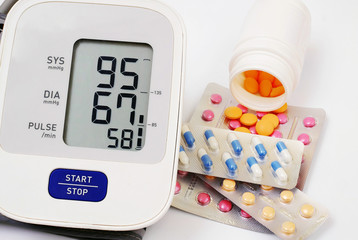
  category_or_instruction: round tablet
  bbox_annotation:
[242,192,255,205]
[210,94,222,104]
[273,103,288,113]
[240,209,252,218]
[256,111,267,119]
[256,120,274,136]
[249,126,257,134]
[300,204,315,218]
[218,199,233,212]
[297,133,311,145]
[224,106,243,120]
[228,119,241,130]
[261,113,279,128]
[237,104,248,114]
[197,192,211,206]
[260,185,273,191]
[177,170,188,176]
[240,113,258,126]
[261,206,275,220]
[175,181,181,195]
[280,190,294,203]
[205,175,215,180]
[234,127,251,134]
[202,110,214,121]
[303,117,316,128]
[271,130,283,138]
[277,113,288,124]
[221,179,236,192]
[281,221,295,235]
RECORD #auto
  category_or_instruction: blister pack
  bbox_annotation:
[200,175,328,239]
[189,83,326,190]
[172,171,270,233]
[178,123,304,189]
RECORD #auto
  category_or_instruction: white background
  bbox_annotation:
[1,0,357,239]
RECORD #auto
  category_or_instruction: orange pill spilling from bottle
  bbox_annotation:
[244,70,259,79]
[258,71,275,83]
[244,77,259,94]
[259,79,273,97]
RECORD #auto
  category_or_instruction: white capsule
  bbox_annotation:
[222,152,238,176]
[182,124,195,149]
[271,161,288,182]
[276,168,288,182]
[198,148,213,172]
[181,124,190,135]
[204,129,219,151]
[179,145,189,165]
[227,133,243,156]
[276,141,292,164]
[251,137,267,160]
[247,157,263,178]
[251,165,262,178]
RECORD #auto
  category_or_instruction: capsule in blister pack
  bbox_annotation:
[179,145,189,166]
[189,83,326,190]
[251,136,267,160]
[172,171,270,234]
[200,175,328,240]
[178,124,304,189]
[227,133,243,157]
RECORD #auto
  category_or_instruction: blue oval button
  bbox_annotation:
[49,169,108,202]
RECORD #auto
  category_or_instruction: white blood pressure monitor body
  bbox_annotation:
[0,0,185,230]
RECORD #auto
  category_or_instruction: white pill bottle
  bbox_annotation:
[229,0,311,111]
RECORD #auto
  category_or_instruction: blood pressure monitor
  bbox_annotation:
[0,0,185,230]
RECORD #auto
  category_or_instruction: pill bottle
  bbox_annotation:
[229,0,311,111]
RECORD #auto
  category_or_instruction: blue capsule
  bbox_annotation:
[204,129,219,151]
[271,160,288,182]
[179,145,189,165]
[227,133,243,156]
[182,125,195,149]
[222,152,237,176]
[247,157,262,178]
[251,137,267,160]
[276,141,292,164]
[198,148,213,172]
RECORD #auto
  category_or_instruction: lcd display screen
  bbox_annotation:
[64,39,153,151]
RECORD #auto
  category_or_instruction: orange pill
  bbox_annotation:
[300,204,315,218]
[240,113,258,126]
[260,185,273,191]
[259,80,272,97]
[258,71,275,83]
[234,127,251,134]
[244,70,259,79]
[224,106,243,120]
[281,221,295,235]
[205,175,216,180]
[273,103,288,113]
[244,77,259,94]
[242,192,256,205]
[272,78,283,87]
[255,120,274,136]
[261,113,279,128]
[270,86,285,97]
